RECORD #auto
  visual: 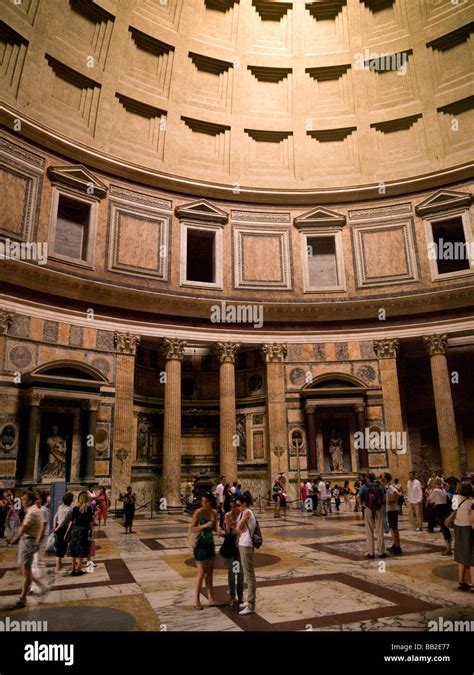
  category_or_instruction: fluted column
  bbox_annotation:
[216,342,240,482]
[262,343,288,484]
[305,404,317,471]
[112,332,140,502]
[423,334,461,476]
[161,338,187,510]
[355,403,368,470]
[24,393,43,482]
[83,399,100,482]
[373,338,410,483]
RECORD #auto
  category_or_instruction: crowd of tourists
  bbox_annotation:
[0,485,110,609]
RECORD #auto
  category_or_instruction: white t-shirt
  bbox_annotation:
[407,479,423,504]
[305,481,313,496]
[238,509,256,547]
[40,505,50,537]
[318,481,326,497]
[215,483,225,504]
[386,484,400,512]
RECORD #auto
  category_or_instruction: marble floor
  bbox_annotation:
[1,507,473,632]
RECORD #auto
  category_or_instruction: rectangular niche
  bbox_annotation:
[437,96,474,157]
[42,54,101,136]
[351,218,419,288]
[249,1,293,55]
[112,93,167,160]
[423,208,473,282]
[132,0,184,33]
[244,129,294,177]
[305,64,354,118]
[48,187,98,267]
[301,231,346,292]
[233,224,292,290]
[193,0,240,49]
[179,117,231,174]
[108,201,170,281]
[247,65,292,117]
[359,0,410,46]
[306,127,359,178]
[180,220,223,290]
[120,27,175,100]
[427,24,473,98]
[186,52,234,113]
[0,21,29,99]
[304,0,349,55]
[53,0,114,71]
[0,137,44,241]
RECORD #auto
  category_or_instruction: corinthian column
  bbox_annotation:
[262,343,288,486]
[423,334,460,477]
[24,393,43,483]
[112,332,140,503]
[215,342,240,482]
[373,338,410,483]
[161,337,187,510]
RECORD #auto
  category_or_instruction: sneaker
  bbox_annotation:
[87,561,97,568]
[13,597,27,609]
[239,602,248,610]
[239,607,254,616]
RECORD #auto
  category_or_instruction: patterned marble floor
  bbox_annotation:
[1,508,472,632]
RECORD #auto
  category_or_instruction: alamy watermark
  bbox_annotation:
[428,239,474,262]
[0,616,48,632]
[210,301,263,329]
[0,238,48,265]
[428,617,473,632]
[354,49,409,76]
[354,428,408,455]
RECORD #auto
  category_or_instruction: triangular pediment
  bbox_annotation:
[175,199,228,224]
[415,190,472,216]
[294,206,346,229]
[47,165,108,199]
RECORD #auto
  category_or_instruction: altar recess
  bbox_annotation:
[18,361,109,488]
[302,374,373,479]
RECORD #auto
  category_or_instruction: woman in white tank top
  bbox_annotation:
[236,492,257,615]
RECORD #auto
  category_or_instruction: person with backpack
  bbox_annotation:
[236,491,259,615]
[359,472,387,559]
[383,472,403,555]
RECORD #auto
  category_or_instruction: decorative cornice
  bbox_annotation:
[373,338,399,359]
[215,342,241,364]
[175,199,228,224]
[1,112,472,205]
[262,343,288,363]
[0,310,14,335]
[294,206,346,229]
[47,165,108,199]
[423,334,448,357]
[161,337,187,361]
[114,332,141,355]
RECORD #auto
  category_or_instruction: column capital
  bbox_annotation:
[262,343,288,363]
[373,338,399,359]
[423,334,448,357]
[215,342,241,364]
[161,337,187,361]
[355,403,366,414]
[114,332,141,355]
[83,399,100,412]
[0,310,14,335]
[305,403,316,414]
[25,392,43,407]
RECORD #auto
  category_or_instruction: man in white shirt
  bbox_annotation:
[407,471,423,531]
[214,476,226,527]
[317,476,327,516]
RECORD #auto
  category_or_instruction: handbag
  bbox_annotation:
[187,526,201,551]
[219,533,237,559]
[46,532,57,553]
[444,498,468,529]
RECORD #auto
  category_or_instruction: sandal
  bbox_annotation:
[458,582,472,591]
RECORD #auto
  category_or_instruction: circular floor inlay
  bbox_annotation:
[15,606,136,631]
[185,552,280,569]
[433,564,471,583]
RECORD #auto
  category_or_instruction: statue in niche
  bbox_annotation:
[236,414,247,462]
[42,426,67,478]
[329,428,344,472]
[137,415,153,461]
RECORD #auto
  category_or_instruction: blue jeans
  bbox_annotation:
[226,550,244,600]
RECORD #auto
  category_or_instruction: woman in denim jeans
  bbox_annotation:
[222,498,244,606]
[236,492,257,616]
